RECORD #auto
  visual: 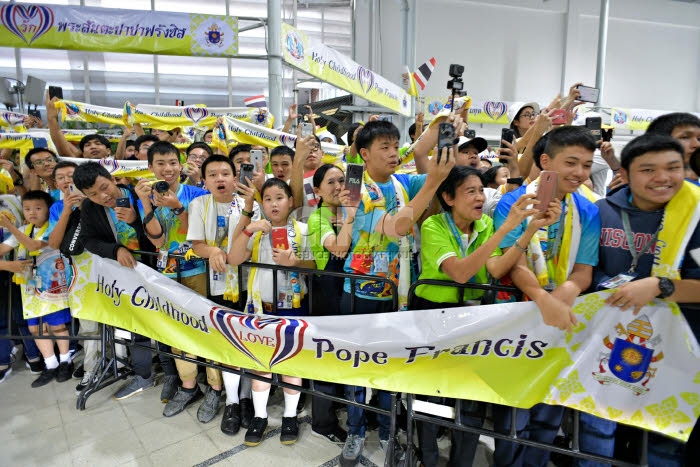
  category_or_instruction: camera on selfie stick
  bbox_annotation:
[447,64,466,106]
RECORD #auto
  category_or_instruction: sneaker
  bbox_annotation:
[25,359,44,375]
[0,367,11,383]
[31,367,58,388]
[197,386,221,423]
[56,361,74,383]
[340,434,365,467]
[220,403,241,436]
[311,425,348,444]
[75,371,94,395]
[72,363,85,380]
[68,345,83,362]
[10,345,20,366]
[280,416,299,445]
[113,374,155,400]
[163,386,203,417]
[240,397,254,429]
[244,417,268,446]
[296,392,307,414]
[379,438,389,452]
[160,375,179,403]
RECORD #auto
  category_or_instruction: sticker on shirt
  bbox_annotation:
[600,272,637,289]
[373,251,389,274]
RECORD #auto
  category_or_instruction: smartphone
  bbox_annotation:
[116,197,130,208]
[536,171,558,213]
[576,85,600,104]
[586,116,602,146]
[464,129,476,139]
[250,149,264,172]
[301,122,314,138]
[49,86,63,100]
[499,128,515,163]
[271,227,289,250]
[602,128,613,142]
[437,123,455,163]
[378,115,393,123]
[345,163,364,205]
[238,163,254,191]
[551,109,567,125]
[68,183,77,194]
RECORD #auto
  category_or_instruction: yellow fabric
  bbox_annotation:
[12,222,49,285]
[653,181,700,280]
[200,194,240,302]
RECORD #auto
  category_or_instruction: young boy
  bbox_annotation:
[73,162,157,400]
[580,133,700,467]
[0,190,73,388]
[646,112,700,185]
[133,141,222,422]
[269,146,295,182]
[492,125,601,467]
[186,155,259,436]
[339,120,454,466]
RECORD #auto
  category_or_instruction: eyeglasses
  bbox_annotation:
[54,175,73,182]
[187,153,208,161]
[520,112,538,119]
[32,157,58,167]
[309,145,321,151]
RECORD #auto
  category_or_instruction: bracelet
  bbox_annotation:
[513,241,527,253]
[143,211,156,225]
[241,209,254,218]
[242,228,253,238]
[144,227,165,240]
[172,206,185,216]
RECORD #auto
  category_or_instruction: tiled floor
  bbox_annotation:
[1,357,497,467]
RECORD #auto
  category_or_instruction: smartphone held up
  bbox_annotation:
[437,123,455,164]
[535,171,558,213]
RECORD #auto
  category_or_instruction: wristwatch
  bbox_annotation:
[172,206,185,216]
[656,277,674,299]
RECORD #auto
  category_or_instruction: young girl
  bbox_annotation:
[227,178,315,447]
[306,164,359,443]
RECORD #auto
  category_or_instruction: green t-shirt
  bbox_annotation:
[307,205,336,270]
[416,213,501,304]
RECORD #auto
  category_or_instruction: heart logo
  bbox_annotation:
[483,101,507,121]
[356,66,375,94]
[183,107,209,125]
[279,134,297,149]
[1,4,54,45]
[65,103,81,116]
[210,307,309,370]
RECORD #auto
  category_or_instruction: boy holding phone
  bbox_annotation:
[492,126,601,467]
[291,130,324,212]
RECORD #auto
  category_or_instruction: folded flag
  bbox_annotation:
[413,57,436,91]
[402,66,419,97]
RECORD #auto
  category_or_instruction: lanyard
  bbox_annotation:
[621,210,660,273]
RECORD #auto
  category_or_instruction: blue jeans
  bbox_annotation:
[575,412,616,467]
[345,385,391,440]
[492,403,565,467]
[0,274,40,365]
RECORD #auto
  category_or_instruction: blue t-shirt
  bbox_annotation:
[47,199,65,235]
[342,173,427,299]
[494,186,600,268]
[137,183,206,278]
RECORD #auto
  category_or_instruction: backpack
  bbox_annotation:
[60,208,85,256]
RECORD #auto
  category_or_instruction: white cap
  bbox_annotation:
[507,102,541,124]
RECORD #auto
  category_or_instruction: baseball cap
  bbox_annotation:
[457,136,488,154]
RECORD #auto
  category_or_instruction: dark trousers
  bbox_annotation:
[311,380,343,434]
[340,291,396,315]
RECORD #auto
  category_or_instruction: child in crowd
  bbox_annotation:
[0,190,73,388]
[186,155,260,436]
[228,178,316,447]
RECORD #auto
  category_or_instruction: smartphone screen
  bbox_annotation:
[271,227,289,250]
[250,150,263,172]
[536,171,558,213]
[437,123,455,163]
[499,128,515,163]
[345,163,364,205]
[577,85,600,104]
[115,197,130,208]
[586,117,602,145]
[49,86,63,100]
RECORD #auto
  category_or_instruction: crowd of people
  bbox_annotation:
[1,83,699,467]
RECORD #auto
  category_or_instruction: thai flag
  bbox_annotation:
[413,57,436,91]
[244,94,267,108]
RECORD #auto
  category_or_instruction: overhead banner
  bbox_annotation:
[68,251,700,441]
[125,103,275,130]
[59,156,155,179]
[55,100,125,127]
[608,107,700,132]
[281,23,411,117]
[0,3,239,57]
[0,130,56,154]
[217,116,346,165]
[0,111,28,131]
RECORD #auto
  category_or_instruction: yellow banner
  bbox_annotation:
[281,23,411,117]
[68,251,700,441]
[0,111,28,131]
[125,103,275,131]
[0,3,238,57]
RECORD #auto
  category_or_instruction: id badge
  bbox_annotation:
[157,249,169,270]
[373,251,389,274]
[25,278,36,295]
[600,272,637,289]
